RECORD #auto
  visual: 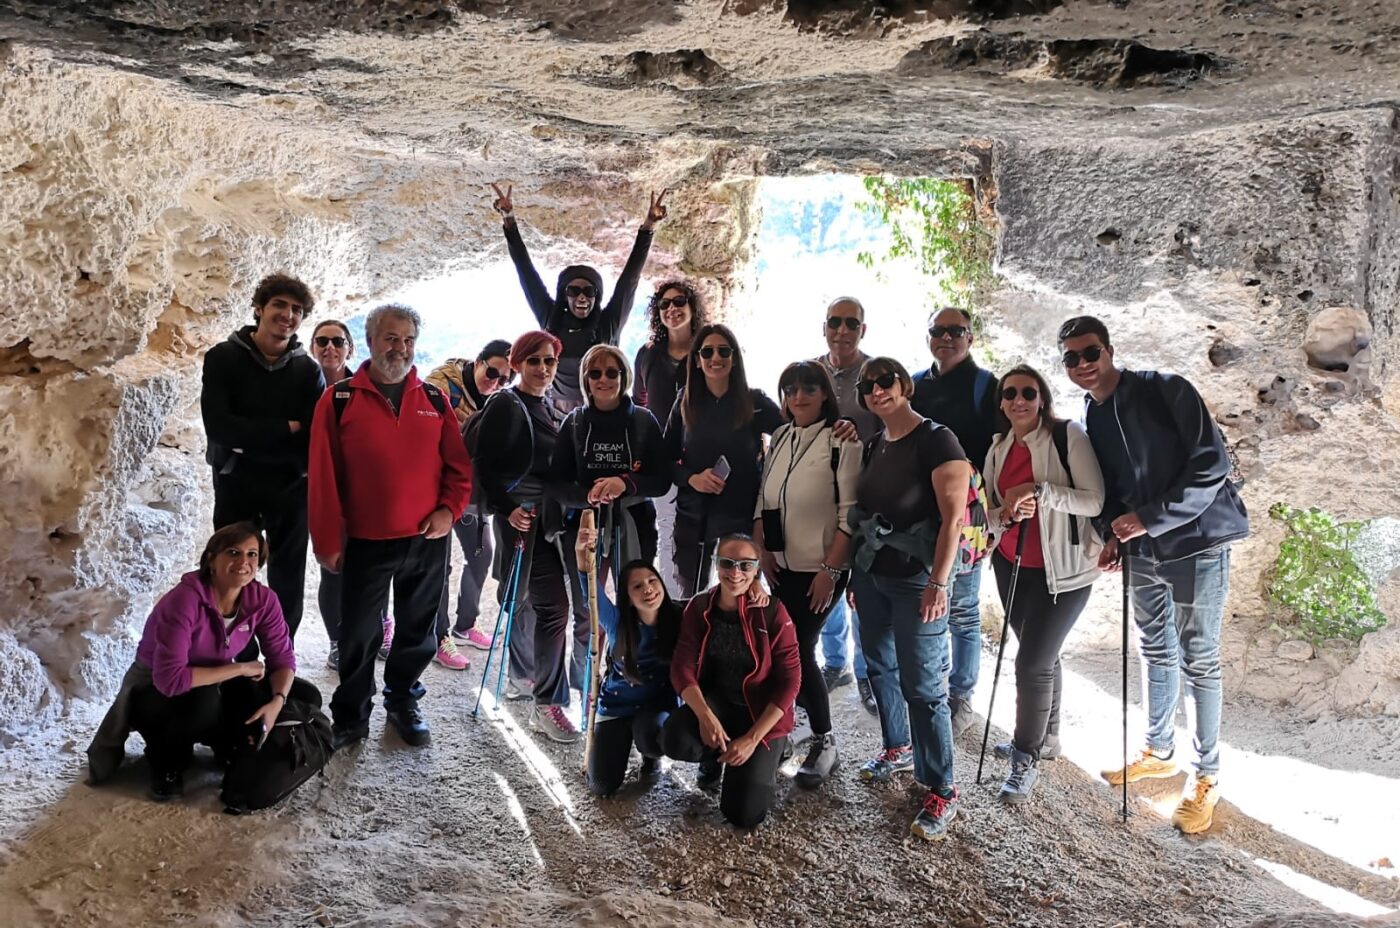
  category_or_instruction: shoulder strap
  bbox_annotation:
[421,383,449,417]
[331,377,354,424]
[829,433,841,505]
[506,389,535,492]
[1050,420,1080,546]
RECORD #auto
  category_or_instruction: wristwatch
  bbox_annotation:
[1032,483,1044,500]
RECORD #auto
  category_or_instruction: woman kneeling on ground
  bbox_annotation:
[87,522,297,801]
[982,365,1104,804]
[662,534,799,829]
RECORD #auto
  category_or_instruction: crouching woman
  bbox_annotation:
[662,534,800,829]
[87,522,297,801]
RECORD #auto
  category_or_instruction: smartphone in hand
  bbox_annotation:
[713,455,731,482]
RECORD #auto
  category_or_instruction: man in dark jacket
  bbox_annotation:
[200,273,324,642]
[490,182,668,412]
[1059,315,1248,836]
[909,306,999,736]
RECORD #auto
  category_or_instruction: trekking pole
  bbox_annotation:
[472,509,531,718]
[1121,547,1132,823]
[579,509,604,772]
[976,517,1029,785]
[493,512,535,706]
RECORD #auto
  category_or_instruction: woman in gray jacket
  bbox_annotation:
[983,364,1105,805]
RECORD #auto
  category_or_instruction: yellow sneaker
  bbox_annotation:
[1172,776,1220,834]
[1101,747,1178,786]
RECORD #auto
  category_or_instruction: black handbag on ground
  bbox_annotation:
[220,678,333,814]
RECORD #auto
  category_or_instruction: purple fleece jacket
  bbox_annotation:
[135,571,297,697]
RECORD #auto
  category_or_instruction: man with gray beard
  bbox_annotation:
[308,304,474,750]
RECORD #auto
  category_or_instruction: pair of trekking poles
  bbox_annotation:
[975,524,1132,822]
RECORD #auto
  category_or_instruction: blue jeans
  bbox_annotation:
[1129,545,1230,778]
[819,596,867,679]
[944,563,983,701]
[850,568,955,791]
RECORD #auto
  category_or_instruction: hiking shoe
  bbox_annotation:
[859,745,914,783]
[910,787,959,841]
[386,705,431,747]
[331,720,370,752]
[639,756,661,781]
[795,732,840,788]
[995,733,1061,761]
[378,613,395,660]
[455,628,493,651]
[697,758,723,791]
[999,750,1040,805]
[822,665,855,692]
[325,641,339,672]
[857,678,878,716]
[1102,747,1178,786]
[148,769,184,803]
[949,694,977,737]
[504,677,534,701]
[529,704,580,743]
[1172,775,1220,835]
[433,636,470,671]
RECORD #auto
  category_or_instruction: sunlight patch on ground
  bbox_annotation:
[475,693,583,837]
[1252,857,1394,919]
[492,771,545,870]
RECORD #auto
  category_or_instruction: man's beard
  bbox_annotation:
[374,352,411,382]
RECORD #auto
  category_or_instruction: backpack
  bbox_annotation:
[1049,420,1081,546]
[220,679,333,814]
[462,388,534,488]
[331,378,449,423]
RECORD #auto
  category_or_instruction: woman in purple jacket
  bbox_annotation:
[87,522,298,801]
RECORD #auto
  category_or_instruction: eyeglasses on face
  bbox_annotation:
[313,335,347,349]
[928,324,970,340]
[781,382,821,398]
[856,371,898,395]
[826,315,862,331]
[586,368,621,381]
[565,285,597,300]
[716,556,759,574]
[655,294,690,310]
[699,345,734,360]
[525,355,558,368]
[483,365,508,382]
[1001,386,1039,403]
[1061,344,1105,368]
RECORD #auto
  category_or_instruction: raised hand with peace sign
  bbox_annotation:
[490,182,515,221]
[641,188,670,231]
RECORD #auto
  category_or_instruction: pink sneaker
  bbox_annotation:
[378,613,394,660]
[454,629,493,651]
[433,636,470,671]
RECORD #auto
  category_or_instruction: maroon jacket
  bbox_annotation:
[670,588,801,744]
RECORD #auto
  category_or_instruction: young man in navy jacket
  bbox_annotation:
[1059,315,1249,835]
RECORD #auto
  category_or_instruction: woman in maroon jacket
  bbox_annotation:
[662,534,800,829]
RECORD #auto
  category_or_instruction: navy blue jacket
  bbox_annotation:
[580,571,678,718]
[1084,368,1249,562]
[910,356,999,470]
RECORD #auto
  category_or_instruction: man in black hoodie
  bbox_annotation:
[201,273,325,640]
[490,183,667,413]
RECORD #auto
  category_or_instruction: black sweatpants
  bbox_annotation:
[212,469,308,640]
[662,699,787,829]
[130,676,275,774]
[587,706,669,797]
[774,569,847,737]
[495,521,572,707]
[672,510,751,599]
[992,552,1093,761]
[330,534,447,729]
[437,510,494,639]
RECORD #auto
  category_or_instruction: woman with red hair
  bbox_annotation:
[471,330,581,742]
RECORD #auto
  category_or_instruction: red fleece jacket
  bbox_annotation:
[308,363,473,561]
[670,588,801,744]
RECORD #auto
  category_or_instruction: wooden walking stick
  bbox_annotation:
[579,509,605,773]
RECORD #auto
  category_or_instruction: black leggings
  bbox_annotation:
[992,553,1093,761]
[130,676,276,774]
[496,520,572,707]
[587,707,668,797]
[661,699,787,829]
[774,569,847,737]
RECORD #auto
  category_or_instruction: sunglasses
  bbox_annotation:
[928,324,970,340]
[716,556,759,573]
[826,315,862,331]
[313,335,347,349]
[565,285,597,300]
[525,355,558,368]
[655,294,690,310]
[782,382,821,398]
[586,368,621,381]
[1001,386,1040,403]
[483,365,508,382]
[856,371,898,395]
[1061,344,1105,368]
[699,345,734,360]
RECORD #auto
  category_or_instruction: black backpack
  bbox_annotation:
[1049,420,1080,547]
[220,679,334,814]
[331,378,449,422]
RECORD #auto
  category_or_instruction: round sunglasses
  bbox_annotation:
[699,345,734,360]
[1001,386,1040,402]
[1061,344,1105,368]
[826,315,862,331]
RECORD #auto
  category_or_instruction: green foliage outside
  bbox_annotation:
[1267,503,1386,643]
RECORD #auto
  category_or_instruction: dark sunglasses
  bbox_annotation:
[826,315,862,331]
[716,556,759,573]
[565,285,597,300]
[586,368,621,381]
[313,335,347,348]
[1061,344,1105,368]
[856,371,898,395]
[699,345,734,360]
[655,294,690,310]
[525,355,558,368]
[1001,386,1040,403]
[929,324,970,340]
[782,382,821,398]
[483,365,508,382]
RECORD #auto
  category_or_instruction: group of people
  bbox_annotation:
[87,188,1248,842]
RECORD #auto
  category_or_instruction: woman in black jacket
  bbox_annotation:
[662,324,783,598]
[490,182,667,413]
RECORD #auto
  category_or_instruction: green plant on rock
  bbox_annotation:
[1266,502,1386,643]
[855,176,997,313]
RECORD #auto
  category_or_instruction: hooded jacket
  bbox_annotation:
[201,325,325,478]
[662,385,784,533]
[547,397,671,507]
[582,571,679,718]
[424,357,488,427]
[502,217,655,409]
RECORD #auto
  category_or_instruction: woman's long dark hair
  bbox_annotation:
[647,279,704,348]
[612,560,682,684]
[993,364,1062,436]
[682,323,753,430]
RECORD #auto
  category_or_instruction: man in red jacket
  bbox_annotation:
[308,304,473,749]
